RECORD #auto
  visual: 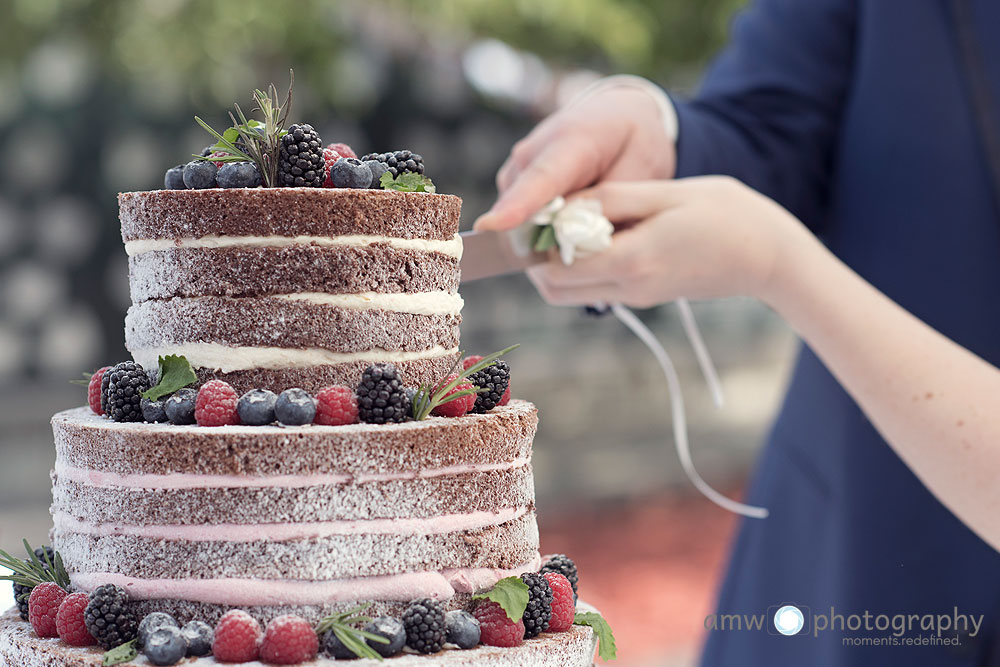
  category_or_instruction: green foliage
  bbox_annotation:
[0,540,71,594]
[574,611,617,660]
[142,355,197,401]
[102,639,138,666]
[471,576,530,622]
[379,171,436,193]
[315,604,390,661]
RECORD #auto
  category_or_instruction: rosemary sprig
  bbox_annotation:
[315,603,390,661]
[0,540,71,596]
[411,344,519,421]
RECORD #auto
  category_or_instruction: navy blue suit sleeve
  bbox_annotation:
[674,0,857,228]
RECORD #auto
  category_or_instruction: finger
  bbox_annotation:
[527,227,641,288]
[528,271,623,307]
[568,180,693,224]
[475,141,599,231]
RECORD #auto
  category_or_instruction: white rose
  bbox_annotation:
[550,198,613,265]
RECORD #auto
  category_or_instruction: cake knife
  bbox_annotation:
[459,230,548,282]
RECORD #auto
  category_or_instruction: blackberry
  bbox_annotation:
[356,364,411,424]
[102,361,150,422]
[84,584,138,649]
[467,360,510,413]
[277,123,324,187]
[13,546,54,620]
[402,599,446,654]
[540,554,579,602]
[361,150,425,179]
[519,572,553,638]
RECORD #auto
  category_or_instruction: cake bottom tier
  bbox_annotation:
[0,608,598,666]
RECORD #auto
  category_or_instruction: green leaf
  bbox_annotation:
[574,612,617,661]
[142,355,197,401]
[379,171,437,193]
[532,224,557,253]
[102,639,138,666]
[0,540,70,591]
[472,576,529,622]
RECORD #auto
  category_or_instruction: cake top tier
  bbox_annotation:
[119,188,462,242]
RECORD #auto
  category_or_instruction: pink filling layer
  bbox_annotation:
[53,456,531,490]
[53,507,528,541]
[69,554,542,605]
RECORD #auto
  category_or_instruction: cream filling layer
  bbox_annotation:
[53,456,531,490]
[53,507,528,541]
[272,290,464,316]
[124,233,463,259]
[131,344,458,373]
[70,554,542,604]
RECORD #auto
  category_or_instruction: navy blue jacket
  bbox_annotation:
[674,1,1000,664]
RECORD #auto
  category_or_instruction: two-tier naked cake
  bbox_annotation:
[0,186,601,665]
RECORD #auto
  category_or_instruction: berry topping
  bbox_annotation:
[274,388,317,426]
[467,359,510,414]
[217,161,262,188]
[181,160,217,189]
[138,612,178,648]
[320,629,356,659]
[357,364,412,424]
[102,361,151,423]
[13,546,54,621]
[322,143,359,188]
[87,366,111,415]
[56,592,95,646]
[260,614,318,664]
[144,625,187,666]
[314,385,359,425]
[473,600,525,648]
[277,123,324,188]
[461,355,484,370]
[540,554,579,602]
[362,150,425,178]
[364,616,406,657]
[543,572,575,632]
[402,599,446,654]
[141,397,168,423]
[498,384,512,406]
[445,610,481,649]
[164,165,185,190]
[212,610,261,663]
[326,142,357,159]
[164,388,197,425]
[195,379,240,426]
[181,620,214,657]
[519,572,553,638]
[84,583,138,649]
[430,375,476,418]
[363,160,389,188]
[330,157,373,189]
[28,582,67,638]
[238,388,278,425]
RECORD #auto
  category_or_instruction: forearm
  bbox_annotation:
[766,231,1000,549]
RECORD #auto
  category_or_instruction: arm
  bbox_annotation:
[529,177,1000,551]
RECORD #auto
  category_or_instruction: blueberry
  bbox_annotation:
[322,629,357,659]
[274,388,316,426]
[181,620,213,657]
[331,157,373,189]
[445,610,480,649]
[164,165,186,190]
[138,612,178,648]
[364,616,406,657]
[182,160,217,189]
[144,625,187,665]
[237,389,277,426]
[364,160,389,189]
[141,398,168,423]
[216,161,262,188]
[164,388,197,425]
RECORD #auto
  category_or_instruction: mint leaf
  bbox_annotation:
[379,171,436,193]
[103,639,138,666]
[532,224,557,253]
[574,612,617,661]
[142,355,197,401]
[472,576,529,622]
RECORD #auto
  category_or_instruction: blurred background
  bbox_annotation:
[0,0,801,664]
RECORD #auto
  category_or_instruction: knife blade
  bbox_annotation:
[459,230,549,282]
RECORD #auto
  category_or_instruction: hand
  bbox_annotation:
[527,177,811,308]
[475,85,675,231]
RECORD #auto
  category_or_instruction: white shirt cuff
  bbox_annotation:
[568,74,678,141]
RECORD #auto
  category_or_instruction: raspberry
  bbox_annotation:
[322,148,341,188]
[462,355,484,371]
[314,385,359,425]
[327,142,357,159]
[195,380,240,426]
[208,150,228,169]
[88,366,111,415]
[56,593,96,646]
[213,610,262,663]
[540,554,579,602]
[28,582,67,638]
[498,384,511,406]
[473,601,524,648]
[431,375,476,417]
[543,573,575,632]
[259,614,318,664]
